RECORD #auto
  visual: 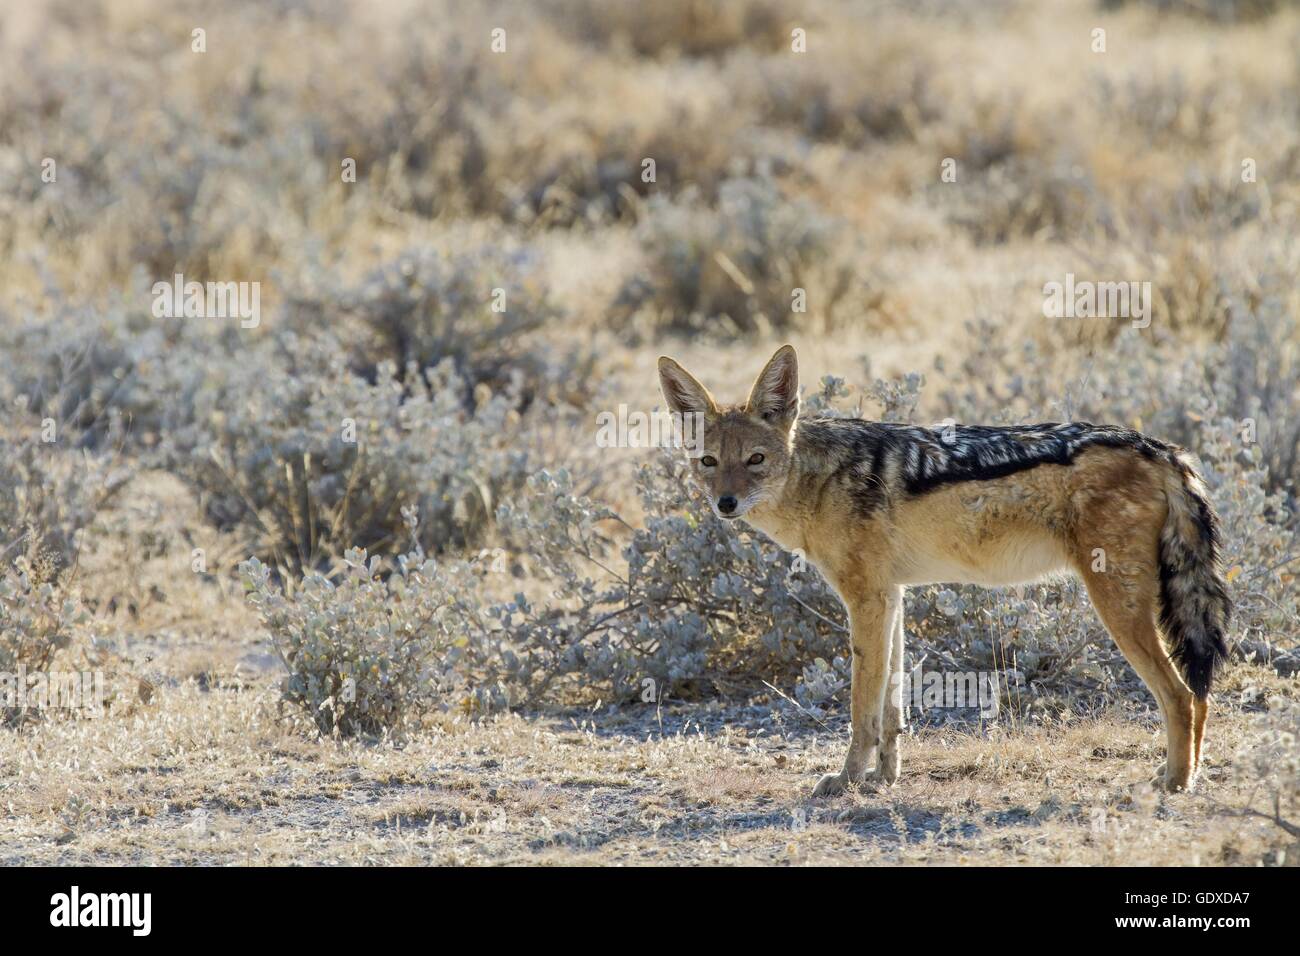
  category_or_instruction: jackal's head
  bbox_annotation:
[657,344,800,521]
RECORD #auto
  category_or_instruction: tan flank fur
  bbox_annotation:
[658,345,1231,796]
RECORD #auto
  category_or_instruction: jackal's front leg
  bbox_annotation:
[877,595,906,784]
[811,588,898,798]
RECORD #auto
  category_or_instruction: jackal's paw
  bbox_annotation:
[1152,761,1195,793]
[860,768,897,790]
[811,772,849,798]
[874,756,901,786]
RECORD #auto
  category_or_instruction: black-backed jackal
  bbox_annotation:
[658,345,1231,796]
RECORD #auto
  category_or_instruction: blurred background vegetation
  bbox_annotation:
[0,0,1296,740]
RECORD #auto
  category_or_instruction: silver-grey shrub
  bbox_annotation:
[281,244,585,404]
[167,336,532,577]
[0,557,86,726]
[0,427,111,726]
[615,177,862,336]
[240,545,485,737]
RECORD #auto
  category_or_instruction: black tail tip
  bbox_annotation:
[1182,659,1216,700]
[1173,634,1229,700]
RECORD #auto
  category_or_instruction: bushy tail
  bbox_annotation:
[1158,453,1232,699]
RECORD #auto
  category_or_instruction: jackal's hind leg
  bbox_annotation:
[1080,560,1197,792]
[1192,696,1209,774]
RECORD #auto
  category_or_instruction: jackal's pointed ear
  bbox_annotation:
[746,344,799,428]
[658,356,718,417]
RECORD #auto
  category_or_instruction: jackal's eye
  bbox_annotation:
[747,453,765,466]
[700,455,717,467]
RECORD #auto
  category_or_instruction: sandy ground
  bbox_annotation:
[2,675,1292,866]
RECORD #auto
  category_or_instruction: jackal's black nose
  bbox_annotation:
[717,495,738,515]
